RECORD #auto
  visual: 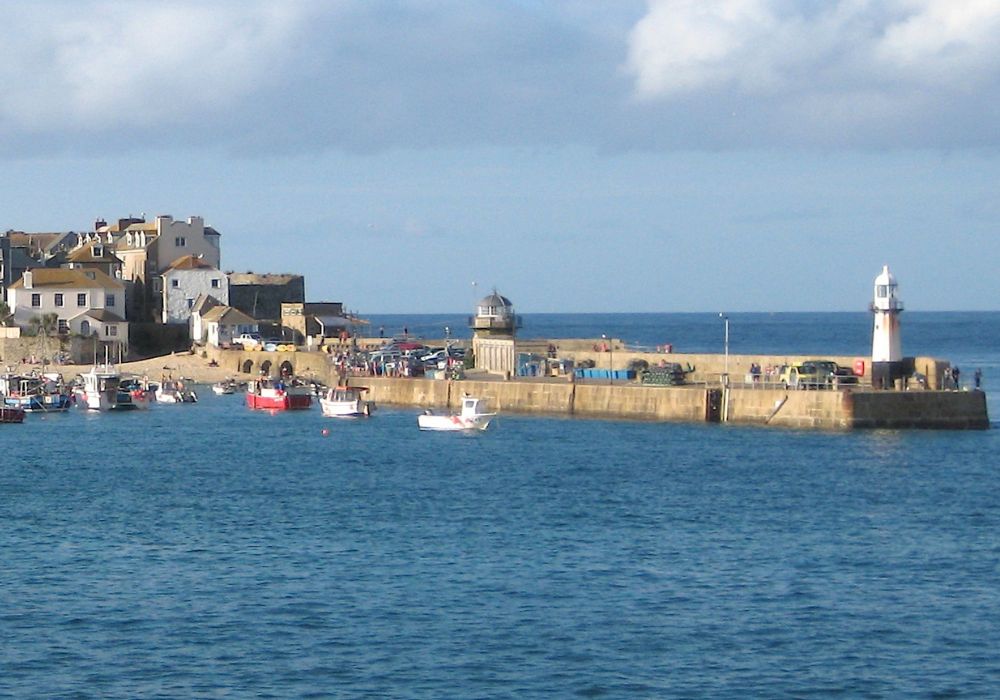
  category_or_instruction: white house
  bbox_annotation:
[7,268,128,346]
[189,293,222,344]
[201,305,257,348]
[161,254,228,324]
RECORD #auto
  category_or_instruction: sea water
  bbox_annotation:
[2,312,999,697]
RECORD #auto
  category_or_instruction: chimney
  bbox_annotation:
[23,270,33,289]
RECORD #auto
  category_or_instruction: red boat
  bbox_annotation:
[1,405,26,423]
[245,378,313,411]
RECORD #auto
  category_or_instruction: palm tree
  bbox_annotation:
[26,312,59,337]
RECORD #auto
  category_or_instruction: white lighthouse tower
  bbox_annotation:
[870,264,904,389]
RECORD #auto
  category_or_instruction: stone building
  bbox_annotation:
[229,273,305,322]
[469,290,521,376]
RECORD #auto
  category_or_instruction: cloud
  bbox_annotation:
[1,0,998,155]
[0,1,312,132]
[625,0,1000,142]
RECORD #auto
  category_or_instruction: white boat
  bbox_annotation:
[320,385,374,418]
[212,378,238,395]
[76,366,154,411]
[155,378,198,403]
[418,395,496,431]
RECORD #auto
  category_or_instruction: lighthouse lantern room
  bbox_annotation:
[870,264,904,389]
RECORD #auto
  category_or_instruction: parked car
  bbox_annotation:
[233,333,262,348]
[779,360,858,389]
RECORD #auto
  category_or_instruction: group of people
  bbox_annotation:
[943,366,983,390]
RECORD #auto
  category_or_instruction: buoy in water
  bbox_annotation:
[321,428,330,437]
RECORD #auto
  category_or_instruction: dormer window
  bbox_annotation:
[93,244,103,257]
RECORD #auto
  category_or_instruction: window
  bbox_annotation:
[58,319,69,334]
[105,294,116,307]
[105,326,117,337]
[175,236,186,247]
[31,293,41,307]
[171,279,179,288]
[187,298,194,309]
[54,293,64,307]
[77,293,87,307]
[877,285,888,298]
[211,279,220,288]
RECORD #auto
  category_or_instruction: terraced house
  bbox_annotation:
[7,268,128,351]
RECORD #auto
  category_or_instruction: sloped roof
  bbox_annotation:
[201,305,256,325]
[9,268,124,290]
[191,293,222,315]
[71,308,126,323]
[165,254,216,271]
[67,243,123,264]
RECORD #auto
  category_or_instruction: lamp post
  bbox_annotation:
[719,313,729,385]
[602,333,613,384]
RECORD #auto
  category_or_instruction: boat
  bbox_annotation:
[212,378,239,395]
[0,372,73,412]
[417,395,496,431]
[75,366,154,411]
[155,378,198,403]
[320,385,374,418]
[245,377,313,411]
[0,405,26,423]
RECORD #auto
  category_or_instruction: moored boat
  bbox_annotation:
[212,378,238,395]
[320,385,374,418]
[155,378,198,403]
[417,395,496,431]
[246,377,313,411]
[76,366,153,411]
[0,372,73,412]
[0,405,26,423]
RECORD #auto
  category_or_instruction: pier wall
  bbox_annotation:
[346,375,988,430]
[849,390,989,429]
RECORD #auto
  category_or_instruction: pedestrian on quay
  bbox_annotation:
[974,368,982,389]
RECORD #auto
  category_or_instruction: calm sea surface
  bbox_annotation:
[3,312,999,698]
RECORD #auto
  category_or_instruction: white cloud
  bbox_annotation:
[626,0,1000,98]
[0,1,312,131]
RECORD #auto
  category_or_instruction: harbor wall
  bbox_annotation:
[344,375,988,430]
[849,390,989,429]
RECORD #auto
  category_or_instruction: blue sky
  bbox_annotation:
[1,0,997,313]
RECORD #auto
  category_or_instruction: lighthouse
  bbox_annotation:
[870,265,904,389]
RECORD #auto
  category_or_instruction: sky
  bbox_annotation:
[1,0,998,313]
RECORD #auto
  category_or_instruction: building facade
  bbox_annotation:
[161,255,228,325]
[7,268,128,347]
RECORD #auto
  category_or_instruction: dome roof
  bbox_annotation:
[478,292,513,308]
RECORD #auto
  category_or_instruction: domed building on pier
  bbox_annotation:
[469,290,521,375]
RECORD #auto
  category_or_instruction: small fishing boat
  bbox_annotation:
[212,378,238,395]
[418,395,496,431]
[0,405,26,423]
[76,367,153,411]
[246,377,313,411]
[320,385,374,418]
[155,378,198,403]
[0,372,73,412]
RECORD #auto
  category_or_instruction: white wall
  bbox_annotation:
[162,267,229,324]
[10,280,124,327]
